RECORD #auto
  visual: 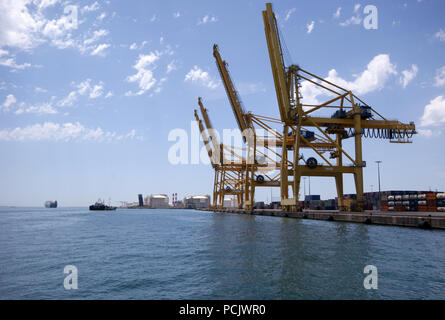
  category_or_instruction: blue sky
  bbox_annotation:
[1,0,445,206]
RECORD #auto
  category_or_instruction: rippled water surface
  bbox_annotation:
[0,207,444,299]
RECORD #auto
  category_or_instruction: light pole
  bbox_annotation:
[375,161,382,210]
[303,177,307,199]
[308,176,311,198]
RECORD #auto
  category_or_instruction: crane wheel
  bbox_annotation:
[256,175,265,183]
[306,157,318,169]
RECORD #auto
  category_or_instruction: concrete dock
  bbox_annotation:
[204,208,445,230]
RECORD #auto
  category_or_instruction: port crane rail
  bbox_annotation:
[262,2,416,211]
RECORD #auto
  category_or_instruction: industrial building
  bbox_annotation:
[184,195,210,209]
[145,194,169,209]
[223,197,238,208]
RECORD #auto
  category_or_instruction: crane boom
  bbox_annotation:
[194,110,216,166]
[262,3,293,123]
[213,44,250,133]
[198,97,221,155]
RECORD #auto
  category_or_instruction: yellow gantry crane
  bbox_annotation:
[195,97,246,209]
[213,43,339,210]
[213,44,282,209]
[262,3,416,211]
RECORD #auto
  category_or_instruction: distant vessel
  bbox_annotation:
[89,199,116,211]
[44,200,57,208]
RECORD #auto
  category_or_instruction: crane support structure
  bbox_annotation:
[195,98,247,209]
[213,44,340,210]
[263,2,416,211]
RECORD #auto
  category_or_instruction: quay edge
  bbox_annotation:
[200,208,445,230]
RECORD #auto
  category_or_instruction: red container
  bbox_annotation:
[427,200,436,207]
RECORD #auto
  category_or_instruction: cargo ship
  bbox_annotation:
[44,200,57,208]
[89,200,116,211]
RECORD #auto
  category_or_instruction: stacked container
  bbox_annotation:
[437,193,445,212]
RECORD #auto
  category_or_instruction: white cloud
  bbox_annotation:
[284,8,296,21]
[89,83,104,98]
[15,102,58,114]
[0,49,32,70]
[37,0,59,10]
[300,54,397,104]
[434,66,445,87]
[306,21,315,34]
[184,66,219,89]
[2,94,16,110]
[42,13,77,40]
[58,91,77,107]
[105,91,113,98]
[81,2,99,14]
[435,29,445,42]
[90,43,110,56]
[340,16,362,26]
[0,1,110,58]
[97,12,107,21]
[420,95,445,127]
[0,122,142,142]
[34,87,47,93]
[150,14,157,22]
[166,60,177,74]
[173,11,180,18]
[0,0,46,50]
[126,52,161,95]
[340,4,362,26]
[128,41,148,51]
[83,29,108,46]
[399,64,418,88]
[58,79,105,106]
[333,7,341,19]
[198,15,217,25]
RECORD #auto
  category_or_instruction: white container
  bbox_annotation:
[436,193,445,199]
[418,194,426,200]
[395,195,402,200]
[388,195,395,201]
[388,201,395,206]
[409,194,418,200]
[388,207,394,211]
[437,207,445,212]
[418,200,427,205]
[402,201,410,206]
[395,201,402,206]
[402,195,410,200]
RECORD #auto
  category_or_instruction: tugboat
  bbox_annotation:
[89,199,116,211]
[44,200,57,208]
